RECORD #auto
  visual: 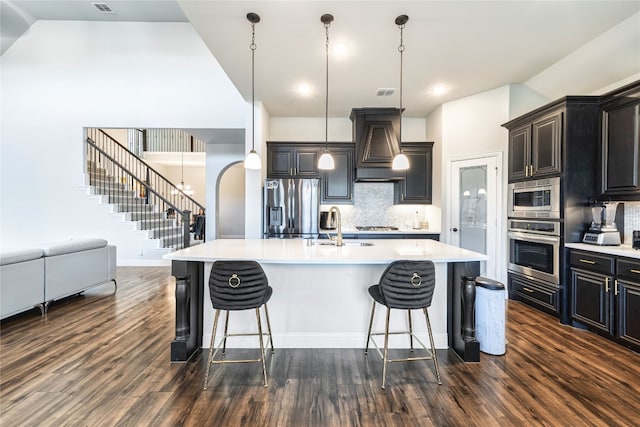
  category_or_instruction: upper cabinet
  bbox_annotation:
[600,82,640,199]
[267,143,320,178]
[321,144,355,205]
[508,111,562,181]
[394,142,433,204]
[504,97,601,190]
[267,142,355,204]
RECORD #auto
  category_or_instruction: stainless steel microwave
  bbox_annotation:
[508,177,560,219]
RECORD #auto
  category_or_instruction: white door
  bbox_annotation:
[449,154,502,279]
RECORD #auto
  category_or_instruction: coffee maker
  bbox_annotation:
[583,201,624,246]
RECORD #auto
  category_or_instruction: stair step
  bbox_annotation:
[93,188,137,197]
[149,227,183,238]
[91,181,126,191]
[107,194,144,203]
[160,234,186,248]
[130,212,165,221]
[116,204,155,213]
[138,219,176,230]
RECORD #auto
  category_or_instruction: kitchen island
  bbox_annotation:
[163,239,487,362]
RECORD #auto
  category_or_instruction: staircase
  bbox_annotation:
[85,129,206,253]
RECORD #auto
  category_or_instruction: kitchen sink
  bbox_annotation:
[310,240,374,247]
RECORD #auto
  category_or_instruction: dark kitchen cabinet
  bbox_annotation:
[507,111,562,181]
[569,249,640,352]
[504,96,601,193]
[394,142,433,204]
[600,81,640,199]
[571,268,613,335]
[508,272,559,316]
[615,258,640,349]
[267,143,320,178]
[321,144,354,204]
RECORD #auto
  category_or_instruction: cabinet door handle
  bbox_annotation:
[525,165,530,177]
[630,269,640,274]
[579,259,596,265]
[605,277,609,293]
[522,287,534,293]
[615,279,619,296]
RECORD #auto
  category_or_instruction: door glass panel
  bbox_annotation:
[459,166,487,254]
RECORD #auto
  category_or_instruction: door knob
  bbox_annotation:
[451,227,458,232]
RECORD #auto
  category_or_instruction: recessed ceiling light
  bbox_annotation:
[430,84,448,96]
[332,43,348,58]
[296,82,313,97]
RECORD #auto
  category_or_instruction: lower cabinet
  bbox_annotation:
[508,272,559,316]
[570,250,640,352]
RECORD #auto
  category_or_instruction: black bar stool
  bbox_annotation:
[365,260,442,389]
[203,260,274,390]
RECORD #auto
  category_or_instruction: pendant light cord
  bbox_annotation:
[251,22,257,152]
[398,21,405,145]
[324,19,330,150]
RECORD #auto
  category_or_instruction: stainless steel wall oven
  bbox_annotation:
[508,219,560,285]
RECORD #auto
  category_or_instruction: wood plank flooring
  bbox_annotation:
[1,267,639,426]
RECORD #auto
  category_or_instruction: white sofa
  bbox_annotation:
[0,238,116,319]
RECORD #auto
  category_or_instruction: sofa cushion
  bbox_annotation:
[0,248,44,266]
[41,238,108,257]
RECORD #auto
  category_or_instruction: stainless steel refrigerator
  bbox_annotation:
[264,178,319,238]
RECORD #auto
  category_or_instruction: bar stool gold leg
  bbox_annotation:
[203,309,221,390]
[264,303,275,353]
[222,310,230,355]
[408,309,414,352]
[424,308,442,385]
[381,307,391,390]
[256,307,268,387]
[365,301,376,355]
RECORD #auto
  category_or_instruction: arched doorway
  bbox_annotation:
[217,162,245,238]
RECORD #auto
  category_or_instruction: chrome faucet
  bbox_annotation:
[328,206,343,247]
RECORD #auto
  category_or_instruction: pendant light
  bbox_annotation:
[317,13,335,170]
[391,15,410,171]
[244,12,262,170]
[171,151,194,197]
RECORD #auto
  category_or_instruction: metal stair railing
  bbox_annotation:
[86,133,205,250]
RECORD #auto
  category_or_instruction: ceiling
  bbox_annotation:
[2,0,639,119]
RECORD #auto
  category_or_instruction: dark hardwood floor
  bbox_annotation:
[1,267,639,426]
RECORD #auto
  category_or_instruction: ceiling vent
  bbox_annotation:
[376,88,396,97]
[92,3,114,13]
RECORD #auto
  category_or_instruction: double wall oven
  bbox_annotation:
[507,177,562,315]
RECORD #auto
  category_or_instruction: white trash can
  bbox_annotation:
[474,277,506,355]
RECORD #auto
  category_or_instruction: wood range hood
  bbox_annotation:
[350,107,405,182]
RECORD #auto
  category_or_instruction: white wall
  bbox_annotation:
[525,12,640,101]
[269,117,427,142]
[0,21,246,262]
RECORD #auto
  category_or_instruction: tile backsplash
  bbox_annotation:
[623,201,640,245]
[320,182,441,232]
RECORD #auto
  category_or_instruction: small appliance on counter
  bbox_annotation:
[320,211,337,230]
[633,231,640,250]
[582,201,624,246]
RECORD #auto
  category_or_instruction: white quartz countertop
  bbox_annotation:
[321,228,440,234]
[163,238,486,264]
[565,243,640,260]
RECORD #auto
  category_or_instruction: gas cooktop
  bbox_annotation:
[355,226,399,231]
